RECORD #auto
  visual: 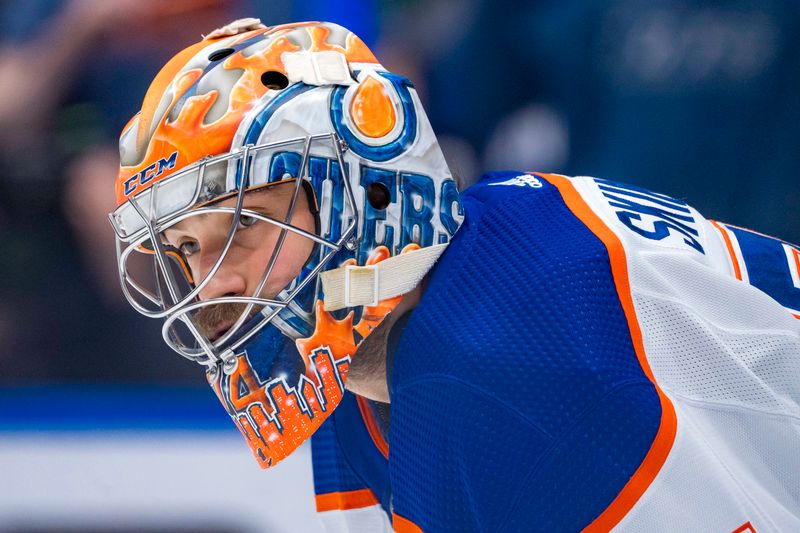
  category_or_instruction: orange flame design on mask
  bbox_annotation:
[305,25,378,63]
[223,34,300,109]
[116,28,297,204]
[116,23,377,205]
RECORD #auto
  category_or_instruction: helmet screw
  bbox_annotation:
[222,355,238,375]
[344,237,358,251]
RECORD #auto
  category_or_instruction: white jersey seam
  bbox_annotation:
[632,287,800,339]
[659,387,800,423]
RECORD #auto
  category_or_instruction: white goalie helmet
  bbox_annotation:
[109,19,463,467]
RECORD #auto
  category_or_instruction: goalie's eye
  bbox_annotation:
[178,239,200,257]
[237,214,259,229]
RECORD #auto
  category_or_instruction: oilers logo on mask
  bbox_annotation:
[267,151,461,265]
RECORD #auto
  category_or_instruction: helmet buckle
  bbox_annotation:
[344,264,379,308]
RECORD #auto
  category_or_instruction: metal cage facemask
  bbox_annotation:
[110,133,358,368]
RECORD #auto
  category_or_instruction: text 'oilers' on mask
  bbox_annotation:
[110,19,464,468]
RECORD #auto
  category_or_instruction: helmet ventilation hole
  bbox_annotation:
[367,182,391,210]
[208,48,235,62]
[261,71,289,90]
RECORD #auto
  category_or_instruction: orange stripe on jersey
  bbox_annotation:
[356,395,389,459]
[732,521,757,533]
[537,173,678,532]
[315,488,379,512]
[710,220,744,281]
[393,513,425,533]
[790,247,800,281]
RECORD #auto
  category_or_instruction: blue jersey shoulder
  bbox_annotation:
[388,170,663,532]
[459,170,554,220]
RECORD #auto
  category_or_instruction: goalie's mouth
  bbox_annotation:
[194,301,263,345]
[210,321,235,343]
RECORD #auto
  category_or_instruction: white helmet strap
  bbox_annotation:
[320,243,449,311]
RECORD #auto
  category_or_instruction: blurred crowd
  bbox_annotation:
[1,0,798,383]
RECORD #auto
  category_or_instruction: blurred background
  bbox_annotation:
[0,0,797,531]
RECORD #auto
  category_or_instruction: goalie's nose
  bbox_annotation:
[197,251,248,301]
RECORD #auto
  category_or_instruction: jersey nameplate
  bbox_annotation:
[595,179,705,254]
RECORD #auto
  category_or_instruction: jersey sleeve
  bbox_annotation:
[310,398,392,533]
[707,221,800,317]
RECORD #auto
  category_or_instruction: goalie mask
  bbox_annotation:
[109,20,463,467]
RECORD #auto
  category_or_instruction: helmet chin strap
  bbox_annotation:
[320,243,449,312]
[264,242,448,340]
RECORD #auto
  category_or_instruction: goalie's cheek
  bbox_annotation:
[225,225,298,297]
[185,229,273,300]
[253,234,315,297]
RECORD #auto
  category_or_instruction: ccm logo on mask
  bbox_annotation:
[123,151,179,196]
